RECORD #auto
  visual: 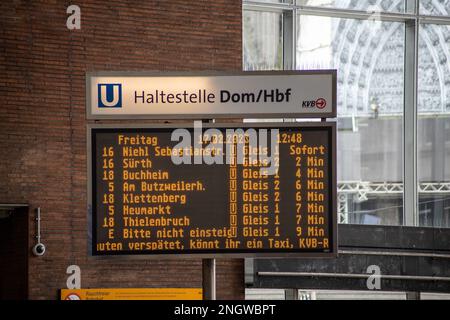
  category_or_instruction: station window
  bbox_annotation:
[418,23,450,227]
[420,0,450,15]
[243,10,283,70]
[243,0,450,228]
[297,0,406,13]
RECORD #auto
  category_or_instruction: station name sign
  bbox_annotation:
[86,71,336,119]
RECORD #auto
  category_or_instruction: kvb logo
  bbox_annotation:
[98,84,122,108]
[315,98,327,109]
[302,98,327,110]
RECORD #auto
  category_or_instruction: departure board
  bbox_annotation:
[89,123,336,257]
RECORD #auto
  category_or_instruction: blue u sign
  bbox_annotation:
[98,84,122,108]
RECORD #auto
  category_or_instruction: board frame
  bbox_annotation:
[87,122,337,259]
[86,70,337,120]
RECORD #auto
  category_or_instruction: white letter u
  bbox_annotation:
[100,85,119,106]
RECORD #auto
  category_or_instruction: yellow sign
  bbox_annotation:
[61,288,202,300]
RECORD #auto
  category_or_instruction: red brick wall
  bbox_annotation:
[0,0,243,300]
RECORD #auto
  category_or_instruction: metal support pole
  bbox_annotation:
[283,9,295,70]
[406,291,421,300]
[202,258,216,300]
[285,289,299,300]
[36,207,41,243]
[403,0,419,226]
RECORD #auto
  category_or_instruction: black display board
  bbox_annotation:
[88,123,336,257]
